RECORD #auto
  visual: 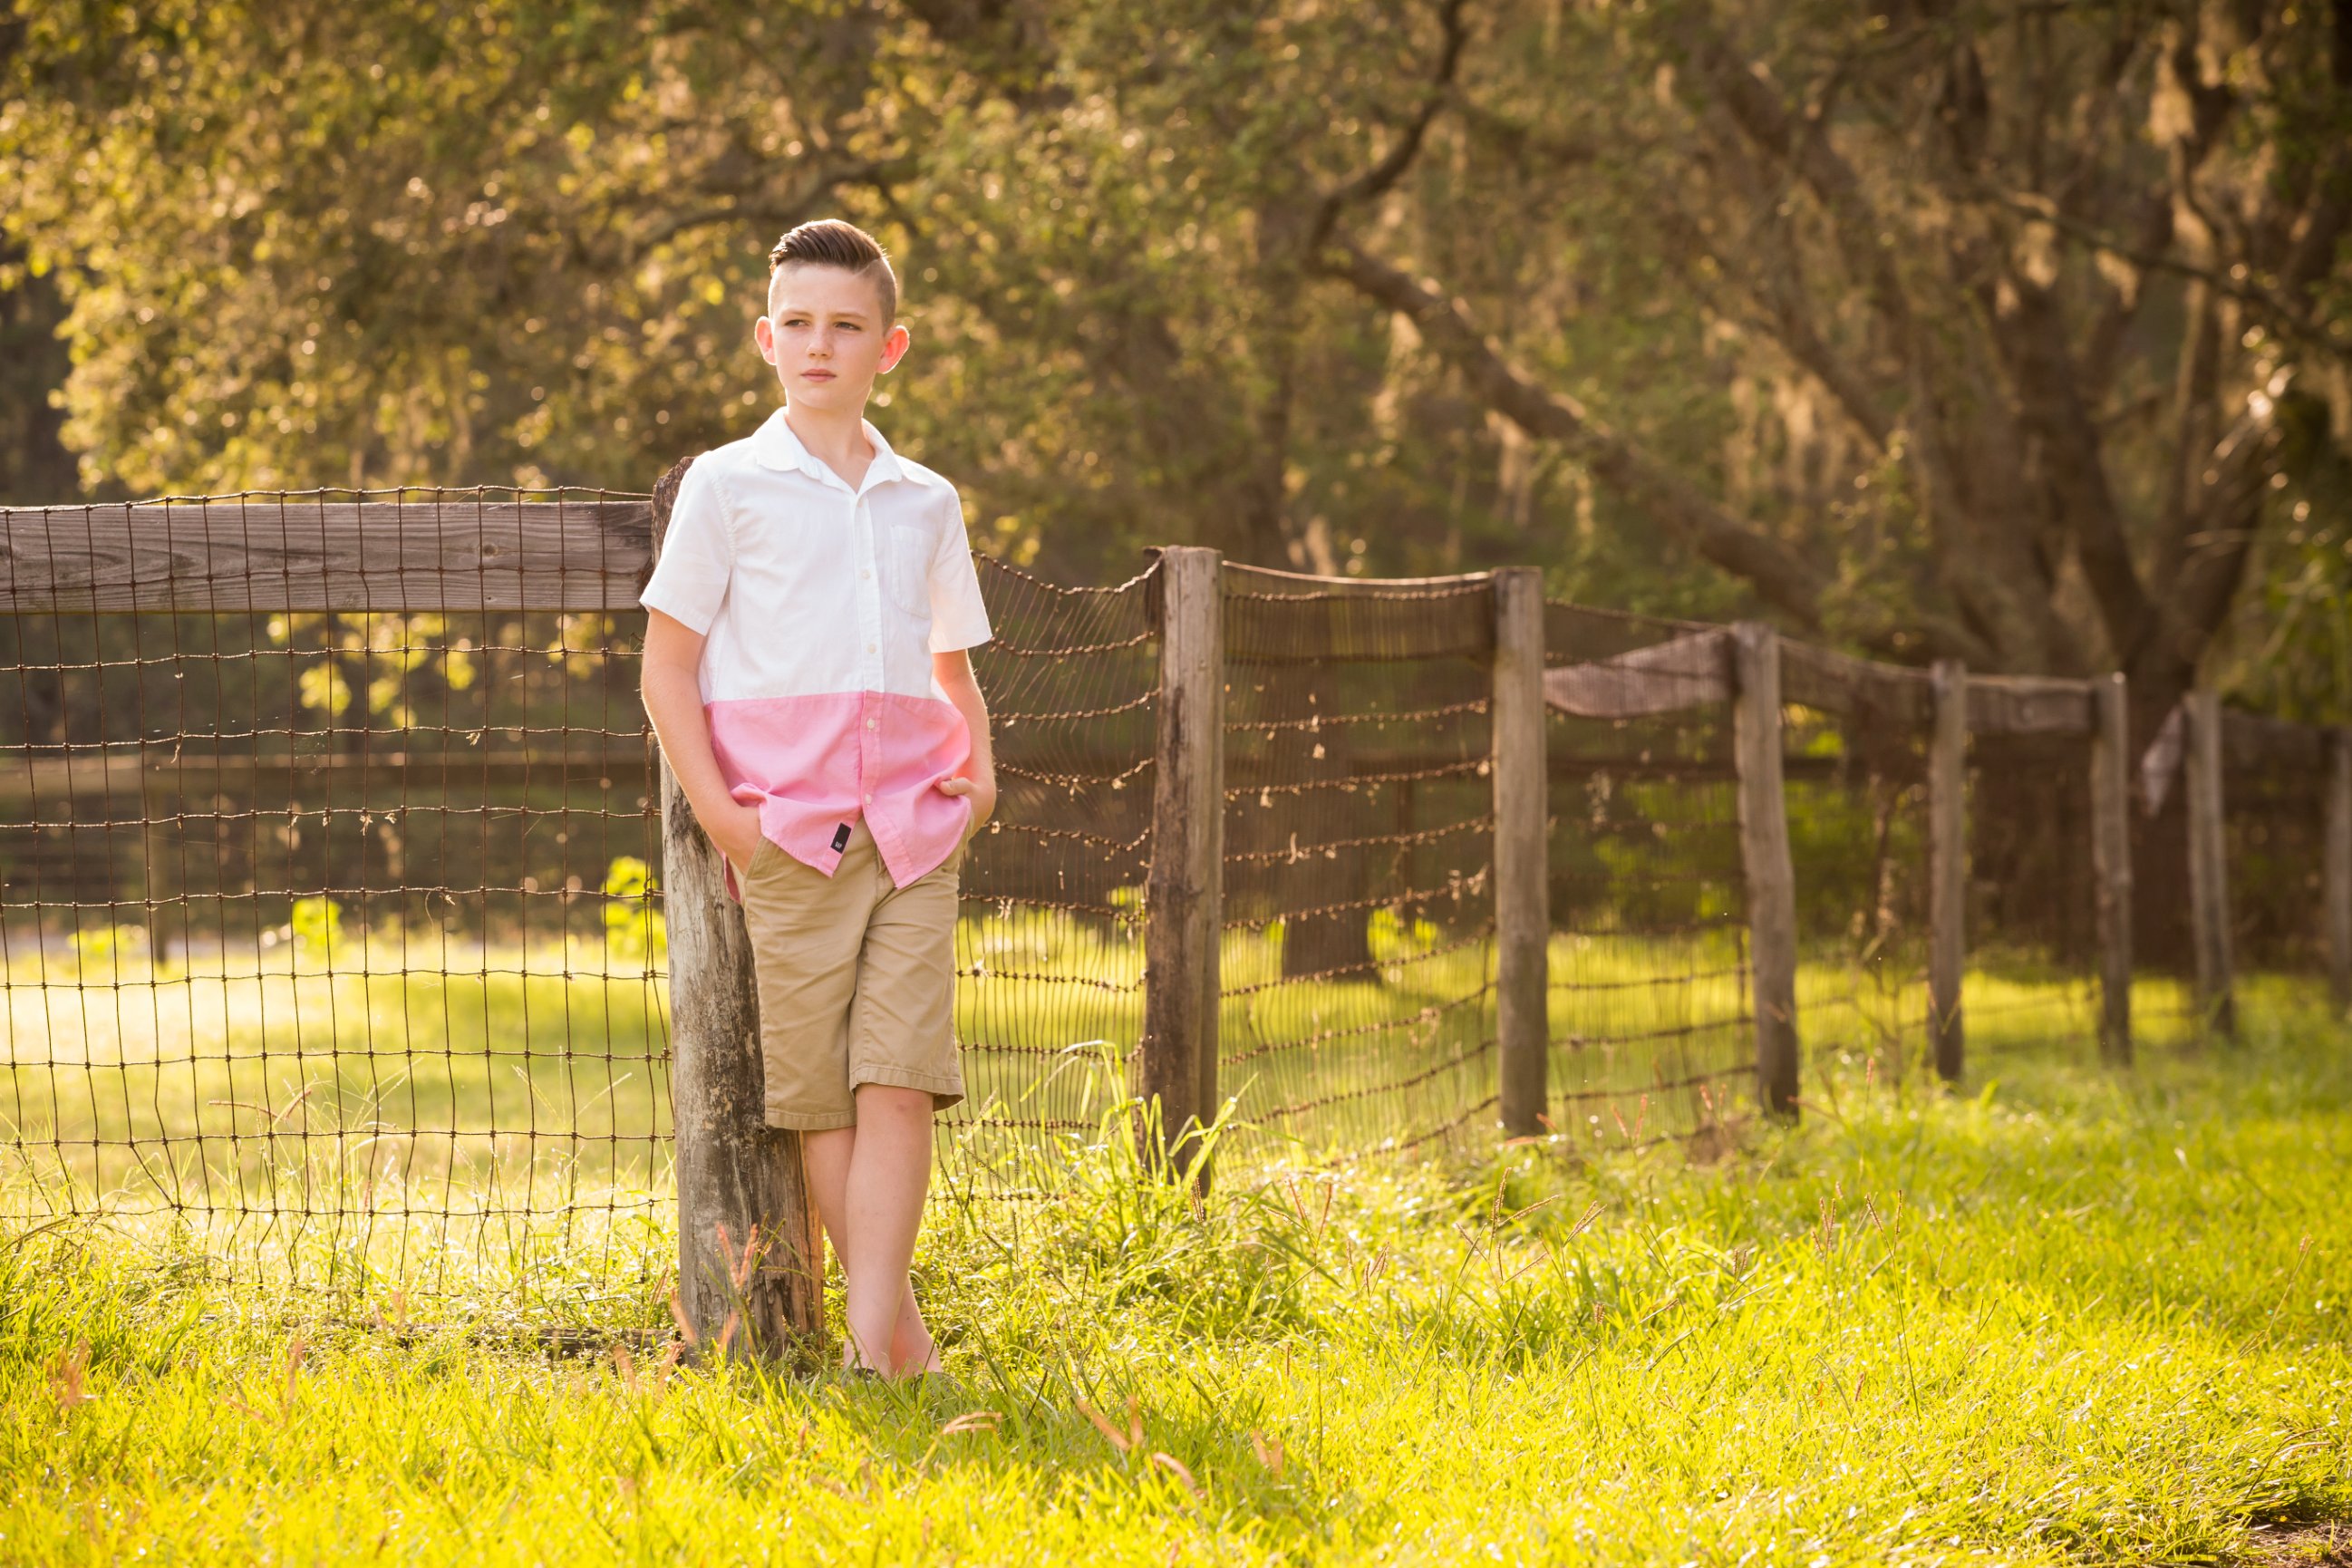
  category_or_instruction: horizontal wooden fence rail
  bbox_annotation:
[1,498,654,613]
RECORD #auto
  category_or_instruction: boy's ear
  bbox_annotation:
[878,323,912,374]
[753,313,779,366]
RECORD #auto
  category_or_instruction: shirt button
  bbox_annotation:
[866,718,876,731]
[866,643,876,653]
[860,569,870,579]
[863,792,873,805]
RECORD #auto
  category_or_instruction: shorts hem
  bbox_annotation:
[762,1107,858,1132]
[852,1063,965,1110]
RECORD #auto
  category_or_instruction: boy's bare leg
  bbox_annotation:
[889,1277,944,1374]
[799,1085,938,1376]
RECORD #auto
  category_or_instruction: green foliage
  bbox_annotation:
[4,0,2348,687]
[599,856,663,964]
[0,0,1783,598]
[65,922,142,975]
[287,895,346,963]
[1365,905,1437,966]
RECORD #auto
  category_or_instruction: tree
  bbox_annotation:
[6,0,2347,714]
[1318,0,2352,709]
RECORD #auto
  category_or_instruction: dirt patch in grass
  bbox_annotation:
[2244,1523,2352,1565]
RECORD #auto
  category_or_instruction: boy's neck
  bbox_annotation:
[783,401,877,491]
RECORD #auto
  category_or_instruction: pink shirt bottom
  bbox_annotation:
[705,691,974,897]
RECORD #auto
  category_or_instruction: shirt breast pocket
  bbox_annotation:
[884,519,935,620]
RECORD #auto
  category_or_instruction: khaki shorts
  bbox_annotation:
[735,819,966,1130]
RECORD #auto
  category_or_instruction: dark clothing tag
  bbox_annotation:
[830,822,852,853]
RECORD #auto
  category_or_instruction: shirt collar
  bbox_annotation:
[750,407,907,493]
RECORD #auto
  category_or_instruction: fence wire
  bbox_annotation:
[1,489,668,1305]
[1215,566,1498,1164]
[939,556,1156,1193]
[1543,604,1749,1151]
[1964,731,2107,1062]
[5,490,2349,1309]
[2223,731,2331,979]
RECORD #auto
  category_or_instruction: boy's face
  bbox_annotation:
[754,264,909,415]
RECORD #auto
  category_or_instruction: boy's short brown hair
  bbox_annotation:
[767,218,897,324]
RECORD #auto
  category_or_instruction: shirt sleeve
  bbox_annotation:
[638,459,733,634]
[927,486,994,654]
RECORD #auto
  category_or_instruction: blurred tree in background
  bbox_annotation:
[2,0,2347,710]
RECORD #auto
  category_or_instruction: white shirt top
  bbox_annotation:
[640,408,992,701]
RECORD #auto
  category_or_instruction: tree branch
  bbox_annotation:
[1317,238,1998,662]
[1664,7,1927,363]
[1316,240,1831,623]
[1310,0,1472,245]
[1670,116,1900,449]
[1972,185,2352,356]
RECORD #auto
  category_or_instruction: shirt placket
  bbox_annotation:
[848,477,885,827]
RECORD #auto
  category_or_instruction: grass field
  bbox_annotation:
[3,975,2347,1563]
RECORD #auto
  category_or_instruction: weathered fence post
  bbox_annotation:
[2328,728,2352,1014]
[1492,566,1550,1137]
[1141,546,1224,1179]
[653,459,825,1364]
[1731,623,1801,1118]
[2089,673,2134,1063]
[1927,661,1968,1082]
[2183,688,2236,1039]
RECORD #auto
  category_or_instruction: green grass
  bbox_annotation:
[0,915,2225,1301]
[4,989,2349,1563]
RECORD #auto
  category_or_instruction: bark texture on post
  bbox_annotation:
[1141,547,1224,1178]
[653,458,825,1365]
[1927,660,1968,1082]
[2183,689,2236,1039]
[1732,624,1801,1118]
[2089,673,2134,1064]
[2328,729,2352,1014]
[1491,566,1550,1137]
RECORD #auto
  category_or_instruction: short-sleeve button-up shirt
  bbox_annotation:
[640,409,992,890]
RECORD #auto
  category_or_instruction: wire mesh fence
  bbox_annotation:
[1775,644,1935,1079]
[1,489,670,1303]
[938,557,1156,1194]
[1541,605,1749,1153]
[5,489,2350,1312]
[1215,566,1498,1165]
[1962,730,2110,1063]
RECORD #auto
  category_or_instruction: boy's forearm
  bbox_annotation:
[641,663,742,836]
[943,671,993,783]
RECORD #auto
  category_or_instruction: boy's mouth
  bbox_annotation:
[800,370,837,382]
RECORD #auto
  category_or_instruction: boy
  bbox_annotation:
[639,218,996,1379]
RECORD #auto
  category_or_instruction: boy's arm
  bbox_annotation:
[643,608,763,866]
[932,650,997,840]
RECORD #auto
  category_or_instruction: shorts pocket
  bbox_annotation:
[742,835,781,883]
[884,520,934,618]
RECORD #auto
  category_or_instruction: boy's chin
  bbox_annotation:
[785,381,867,411]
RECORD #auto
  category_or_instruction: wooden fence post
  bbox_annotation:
[653,460,825,1365]
[2089,673,2134,1064]
[1141,547,1224,1178]
[2328,728,2352,1014]
[1492,567,1550,1137]
[2183,688,2236,1039]
[1928,660,1968,1082]
[1732,623,1801,1118]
